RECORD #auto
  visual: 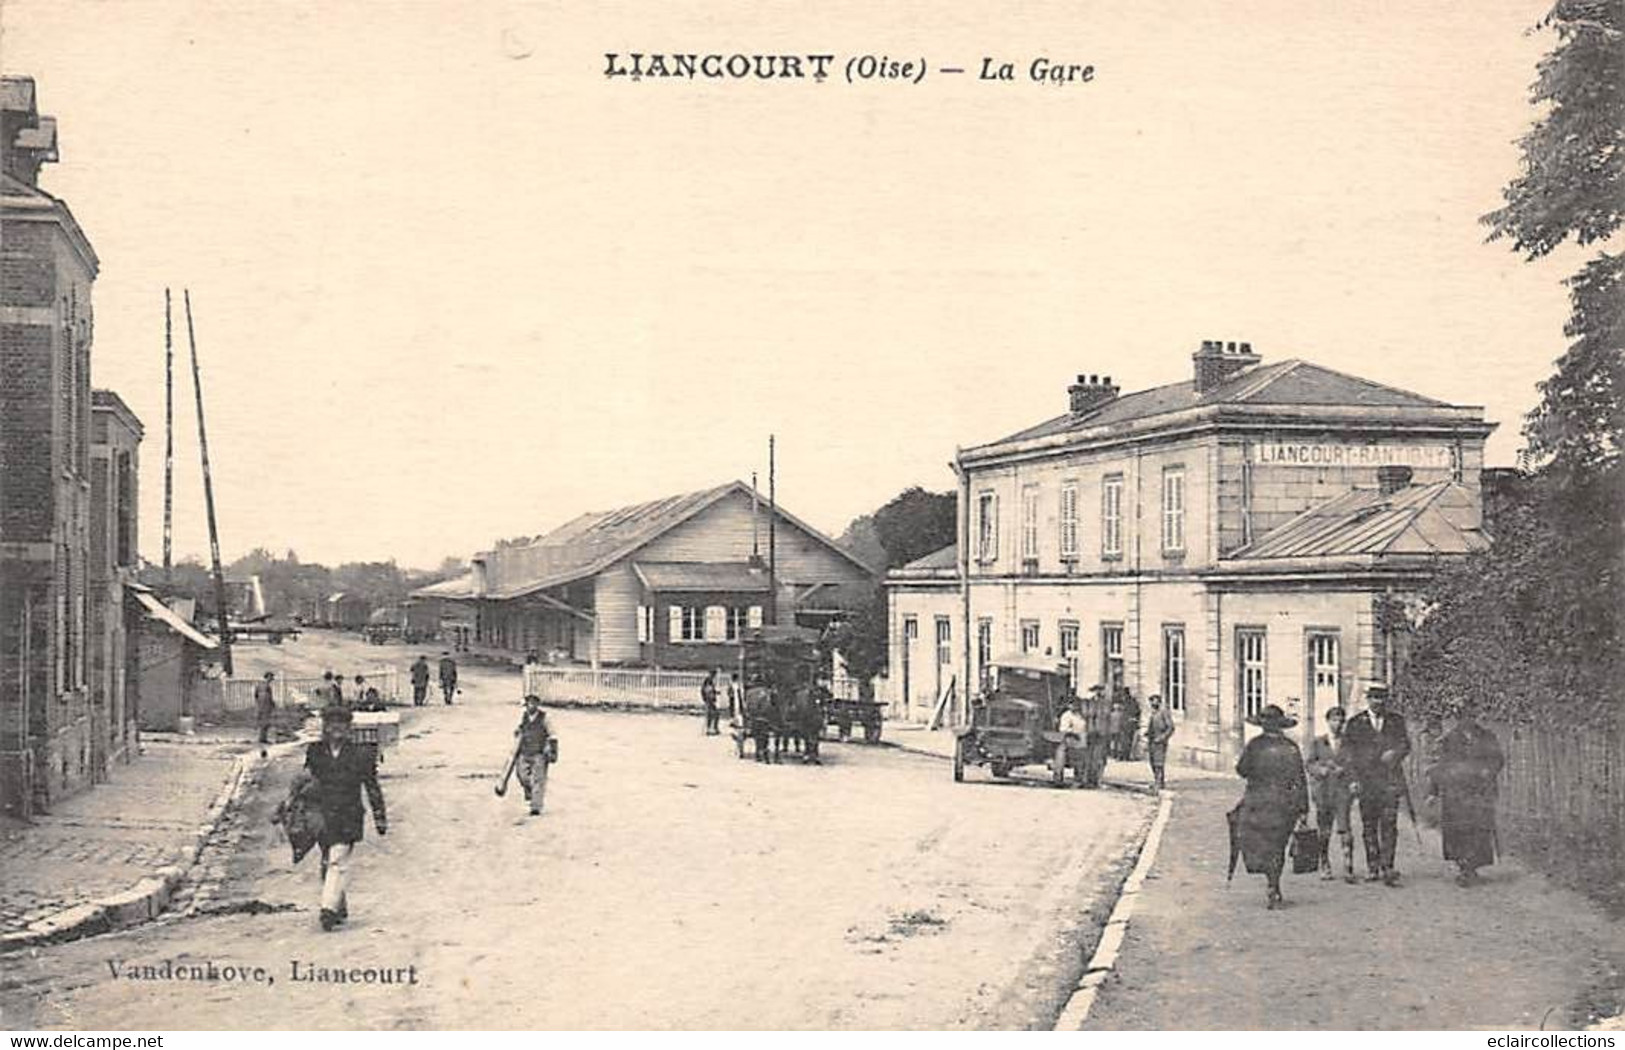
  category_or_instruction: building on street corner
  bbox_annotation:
[887,340,1494,769]
[0,76,146,816]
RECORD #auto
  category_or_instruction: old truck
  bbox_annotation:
[952,653,1110,787]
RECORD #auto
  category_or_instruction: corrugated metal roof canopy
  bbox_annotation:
[1231,481,1489,560]
[132,591,218,649]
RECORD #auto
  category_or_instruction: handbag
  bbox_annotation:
[1289,819,1320,874]
[546,736,559,763]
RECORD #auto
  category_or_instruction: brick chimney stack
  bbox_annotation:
[1,77,58,188]
[1068,373,1120,415]
[1192,338,1261,394]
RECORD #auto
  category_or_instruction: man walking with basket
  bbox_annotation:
[305,705,387,931]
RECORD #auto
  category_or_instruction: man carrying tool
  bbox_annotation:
[512,695,554,817]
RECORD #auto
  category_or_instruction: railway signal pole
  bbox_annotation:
[163,289,174,580]
[184,290,233,676]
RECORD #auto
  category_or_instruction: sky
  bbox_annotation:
[0,0,1575,569]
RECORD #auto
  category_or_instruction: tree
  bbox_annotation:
[1399,1,1625,732]
[1483,0,1623,475]
[828,487,959,685]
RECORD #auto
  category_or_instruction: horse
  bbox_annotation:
[744,684,778,764]
[772,687,825,765]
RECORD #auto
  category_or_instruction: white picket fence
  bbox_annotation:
[212,666,402,711]
[522,666,712,709]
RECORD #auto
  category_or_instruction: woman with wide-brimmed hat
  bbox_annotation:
[1232,704,1310,909]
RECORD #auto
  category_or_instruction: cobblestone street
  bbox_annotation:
[1,635,1154,1030]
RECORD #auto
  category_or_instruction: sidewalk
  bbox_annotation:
[0,732,264,946]
[1082,777,1625,1030]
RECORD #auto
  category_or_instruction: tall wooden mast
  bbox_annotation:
[767,435,777,626]
[163,289,174,580]
[183,290,233,676]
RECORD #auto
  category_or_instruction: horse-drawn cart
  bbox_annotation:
[732,625,828,764]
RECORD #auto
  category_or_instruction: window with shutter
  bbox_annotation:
[748,605,763,629]
[668,605,682,644]
[1021,485,1040,563]
[1102,475,1124,557]
[1162,467,1186,553]
[637,605,649,644]
[1060,482,1079,560]
[705,605,727,641]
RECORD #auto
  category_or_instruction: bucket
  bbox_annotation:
[177,715,196,736]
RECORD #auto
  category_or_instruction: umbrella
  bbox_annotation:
[1225,802,1242,883]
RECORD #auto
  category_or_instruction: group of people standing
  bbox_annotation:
[1069,685,1177,792]
[1232,683,1507,909]
[699,667,741,736]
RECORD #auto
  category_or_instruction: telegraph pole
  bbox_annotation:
[163,289,174,580]
[767,435,777,626]
[184,290,233,676]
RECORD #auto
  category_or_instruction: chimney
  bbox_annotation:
[1068,373,1120,415]
[1377,465,1413,496]
[470,557,489,597]
[1193,338,1262,394]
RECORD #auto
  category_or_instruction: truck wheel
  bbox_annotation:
[1051,742,1068,788]
[990,760,1010,779]
[953,738,966,782]
[863,719,881,744]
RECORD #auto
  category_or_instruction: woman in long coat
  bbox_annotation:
[1429,714,1505,886]
[1234,704,1309,909]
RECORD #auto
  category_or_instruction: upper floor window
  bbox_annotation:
[1162,466,1186,554]
[1059,481,1079,560]
[1020,620,1040,654]
[976,491,999,563]
[1101,475,1124,557]
[1020,485,1040,563]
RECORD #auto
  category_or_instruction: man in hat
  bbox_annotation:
[410,655,431,707]
[305,705,387,931]
[1234,704,1309,908]
[700,669,720,736]
[438,652,458,705]
[254,671,277,755]
[1305,705,1358,883]
[1144,694,1175,793]
[1057,695,1090,788]
[1117,687,1141,762]
[354,674,381,711]
[513,695,553,817]
[1343,684,1411,886]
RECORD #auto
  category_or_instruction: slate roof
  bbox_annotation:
[1229,481,1489,560]
[413,573,475,598]
[633,562,771,593]
[982,360,1453,450]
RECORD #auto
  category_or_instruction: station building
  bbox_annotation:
[418,481,877,669]
[886,340,1495,769]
